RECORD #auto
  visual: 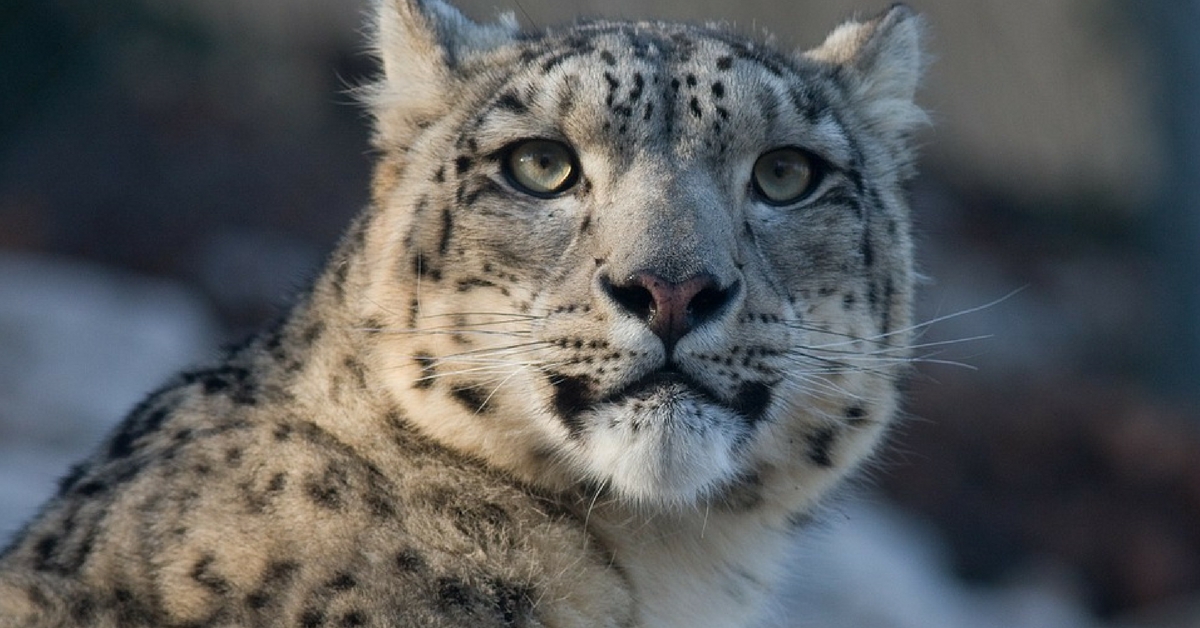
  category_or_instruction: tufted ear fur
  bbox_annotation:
[804,4,926,149]
[367,0,518,148]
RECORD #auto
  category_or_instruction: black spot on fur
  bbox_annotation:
[302,321,325,346]
[56,463,86,495]
[730,381,772,423]
[326,573,357,592]
[437,577,473,611]
[540,50,580,73]
[364,490,397,519]
[491,579,536,624]
[331,261,349,299]
[845,405,869,426]
[433,166,445,183]
[341,611,366,627]
[76,479,109,497]
[456,277,498,292]
[191,553,231,595]
[716,55,733,70]
[396,548,428,574]
[495,90,527,113]
[455,156,472,175]
[68,595,98,623]
[435,576,531,623]
[245,560,299,609]
[600,49,616,65]
[733,46,785,76]
[407,297,420,328]
[630,72,645,100]
[343,356,367,390]
[109,587,161,624]
[184,366,257,406]
[549,374,592,437]
[711,82,725,98]
[300,608,325,628]
[806,426,838,467]
[788,87,822,122]
[304,464,349,510]
[360,317,384,334]
[107,404,167,461]
[412,253,442,282]
[413,353,436,389]
[452,502,512,544]
[449,383,492,414]
[437,208,454,257]
[33,535,58,571]
[107,425,138,460]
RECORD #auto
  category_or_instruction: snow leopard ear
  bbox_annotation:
[368,0,518,147]
[804,4,927,144]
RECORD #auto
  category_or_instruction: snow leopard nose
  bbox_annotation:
[603,271,737,351]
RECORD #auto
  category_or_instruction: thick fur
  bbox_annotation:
[0,2,924,626]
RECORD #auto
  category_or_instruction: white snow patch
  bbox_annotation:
[0,253,218,539]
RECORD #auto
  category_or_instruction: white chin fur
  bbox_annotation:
[577,394,745,507]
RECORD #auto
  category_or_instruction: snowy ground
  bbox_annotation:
[0,253,219,538]
[0,251,1170,627]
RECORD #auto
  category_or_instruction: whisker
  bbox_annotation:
[435,341,551,360]
[866,287,1026,343]
[361,327,533,338]
[781,287,1023,350]
[416,311,548,322]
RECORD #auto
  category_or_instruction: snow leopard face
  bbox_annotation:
[361,0,924,509]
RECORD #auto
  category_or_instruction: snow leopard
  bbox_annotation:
[0,1,925,626]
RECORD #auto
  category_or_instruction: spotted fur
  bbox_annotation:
[0,2,925,626]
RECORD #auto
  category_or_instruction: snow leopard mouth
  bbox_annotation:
[621,369,773,424]
[550,367,774,434]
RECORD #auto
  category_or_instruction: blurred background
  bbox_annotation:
[2,0,1198,626]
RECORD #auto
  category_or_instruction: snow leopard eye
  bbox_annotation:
[503,139,580,197]
[752,148,818,205]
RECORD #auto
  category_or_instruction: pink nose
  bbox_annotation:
[603,271,735,351]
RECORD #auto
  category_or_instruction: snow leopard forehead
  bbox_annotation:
[461,24,860,175]
[368,0,924,176]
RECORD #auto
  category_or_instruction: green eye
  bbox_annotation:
[504,139,579,197]
[752,148,817,205]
